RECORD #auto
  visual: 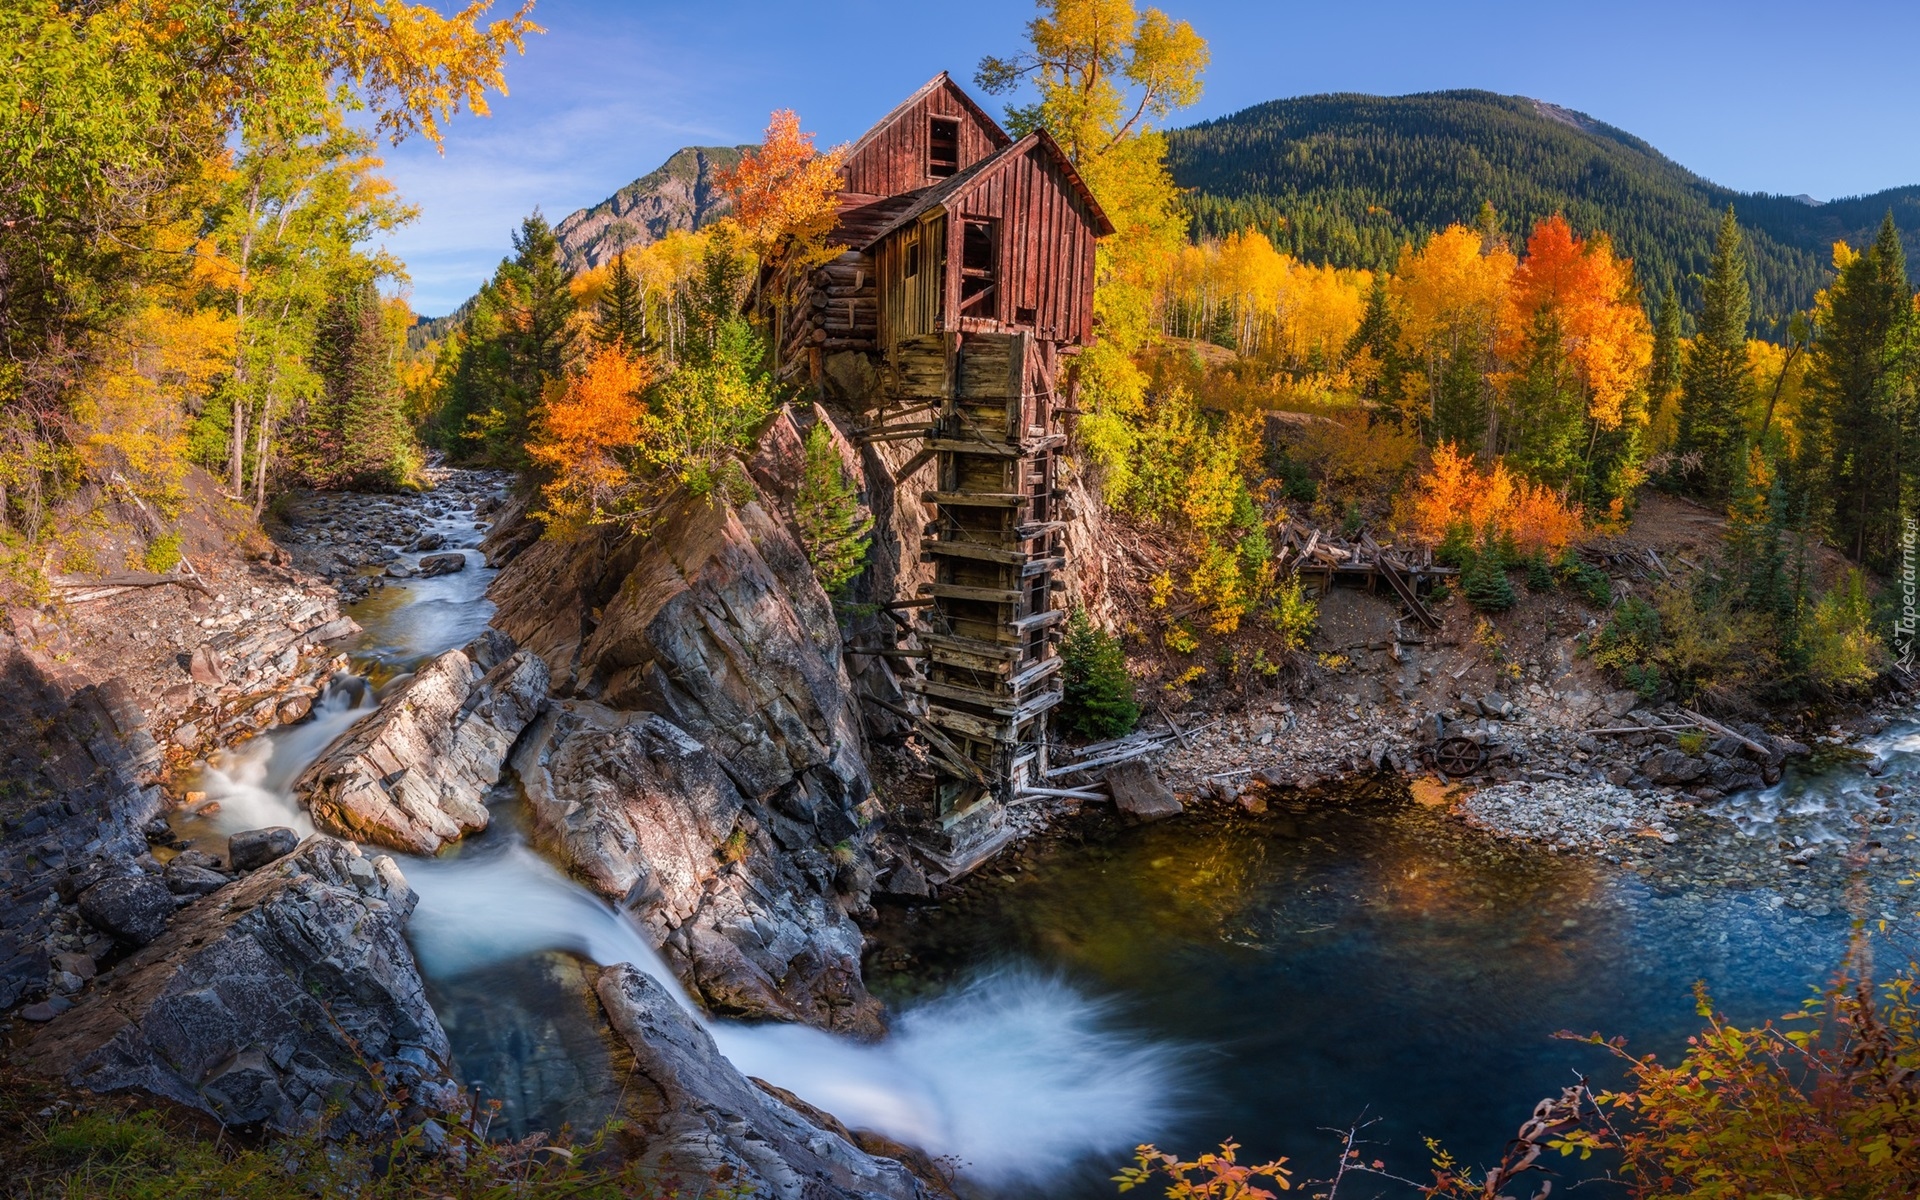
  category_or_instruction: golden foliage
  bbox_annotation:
[74,304,236,501]
[1399,442,1584,553]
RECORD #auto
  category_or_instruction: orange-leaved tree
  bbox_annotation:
[1497,214,1652,508]
[718,109,848,280]
[1399,442,1583,556]
[526,341,653,537]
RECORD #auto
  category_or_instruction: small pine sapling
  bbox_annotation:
[793,422,873,599]
[1060,607,1140,739]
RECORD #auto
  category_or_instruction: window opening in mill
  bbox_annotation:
[928,118,959,178]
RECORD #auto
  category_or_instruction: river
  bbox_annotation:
[174,478,1919,1198]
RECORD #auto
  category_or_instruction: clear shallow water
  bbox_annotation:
[869,786,1899,1197]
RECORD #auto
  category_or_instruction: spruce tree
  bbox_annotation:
[432,212,577,466]
[1345,273,1408,427]
[1649,284,1683,424]
[1676,208,1752,501]
[1060,608,1140,739]
[595,248,645,350]
[793,422,872,599]
[1461,534,1516,611]
[306,280,412,488]
[1806,212,1913,567]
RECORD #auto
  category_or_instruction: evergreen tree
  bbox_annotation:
[793,422,873,599]
[1649,284,1683,426]
[1059,608,1140,740]
[1805,212,1915,567]
[1345,273,1408,426]
[434,212,577,465]
[298,279,414,488]
[1461,533,1516,611]
[1676,208,1752,501]
[595,247,645,350]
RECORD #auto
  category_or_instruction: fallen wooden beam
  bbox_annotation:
[1680,707,1768,756]
[54,571,211,600]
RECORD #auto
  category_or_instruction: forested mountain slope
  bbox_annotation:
[1168,90,1920,319]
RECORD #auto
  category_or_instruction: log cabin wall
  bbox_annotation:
[840,75,1008,200]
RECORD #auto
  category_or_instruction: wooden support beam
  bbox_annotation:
[919,631,1023,660]
[1019,555,1067,577]
[859,423,936,444]
[923,702,1017,743]
[892,445,937,484]
[924,540,1030,566]
[919,582,1023,604]
[1008,655,1063,693]
[882,597,936,610]
[920,490,1027,507]
[1009,609,1067,635]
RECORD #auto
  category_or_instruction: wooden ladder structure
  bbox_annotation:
[878,330,1067,833]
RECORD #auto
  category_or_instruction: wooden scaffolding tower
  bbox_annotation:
[890,330,1067,830]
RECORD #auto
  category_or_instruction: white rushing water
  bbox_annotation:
[188,496,1177,1189]
[1713,714,1920,844]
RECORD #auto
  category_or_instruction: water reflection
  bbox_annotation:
[871,794,1865,1197]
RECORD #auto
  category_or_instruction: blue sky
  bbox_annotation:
[381,0,1920,315]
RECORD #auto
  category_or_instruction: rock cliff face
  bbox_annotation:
[18,837,457,1135]
[296,630,548,854]
[553,146,748,273]
[490,482,869,823]
[515,702,880,1032]
[595,964,925,1200]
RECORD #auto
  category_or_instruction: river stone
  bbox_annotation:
[594,964,925,1200]
[304,616,361,642]
[18,837,457,1137]
[228,826,300,871]
[162,860,230,896]
[188,644,227,686]
[1108,763,1183,820]
[417,552,466,577]
[297,630,548,855]
[514,702,880,1032]
[77,874,175,946]
[1642,749,1705,785]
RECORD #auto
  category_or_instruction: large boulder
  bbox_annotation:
[491,486,869,818]
[515,703,880,1032]
[295,630,547,854]
[76,874,176,947]
[17,837,458,1135]
[595,964,924,1200]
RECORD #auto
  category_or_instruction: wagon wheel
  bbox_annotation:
[1434,736,1485,778]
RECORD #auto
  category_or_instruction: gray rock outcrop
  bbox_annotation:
[490,486,869,824]
[515,702,880,1032]
[295,630,548,854]
[595,963,924,1200]
[18,837,458,1135]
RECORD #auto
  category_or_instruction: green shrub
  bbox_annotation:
[1267,573,1318,653]
[1556,549,1613,608]
[1060,607,1140,740]
[141,533,182,574]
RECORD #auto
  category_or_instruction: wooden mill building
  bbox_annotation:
[768,74,1112,852]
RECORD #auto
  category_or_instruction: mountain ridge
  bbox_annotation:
[1167,88,1920,320]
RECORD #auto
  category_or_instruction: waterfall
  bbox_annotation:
[184,503,1177,1191]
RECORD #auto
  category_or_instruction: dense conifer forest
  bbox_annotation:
[1168,89,1920,323]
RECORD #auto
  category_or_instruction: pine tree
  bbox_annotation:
[1344,272,1408,427]
[1676,208,1752,501]
[1060,608,1140,740]
[595,248,645,350]
[1805,212,1914,567]
[303,280,413,488]
[1649,284,1683,427]
[793,422,872,598]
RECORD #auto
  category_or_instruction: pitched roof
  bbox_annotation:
[859,128,1116,249]
[844,72,1012,166]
